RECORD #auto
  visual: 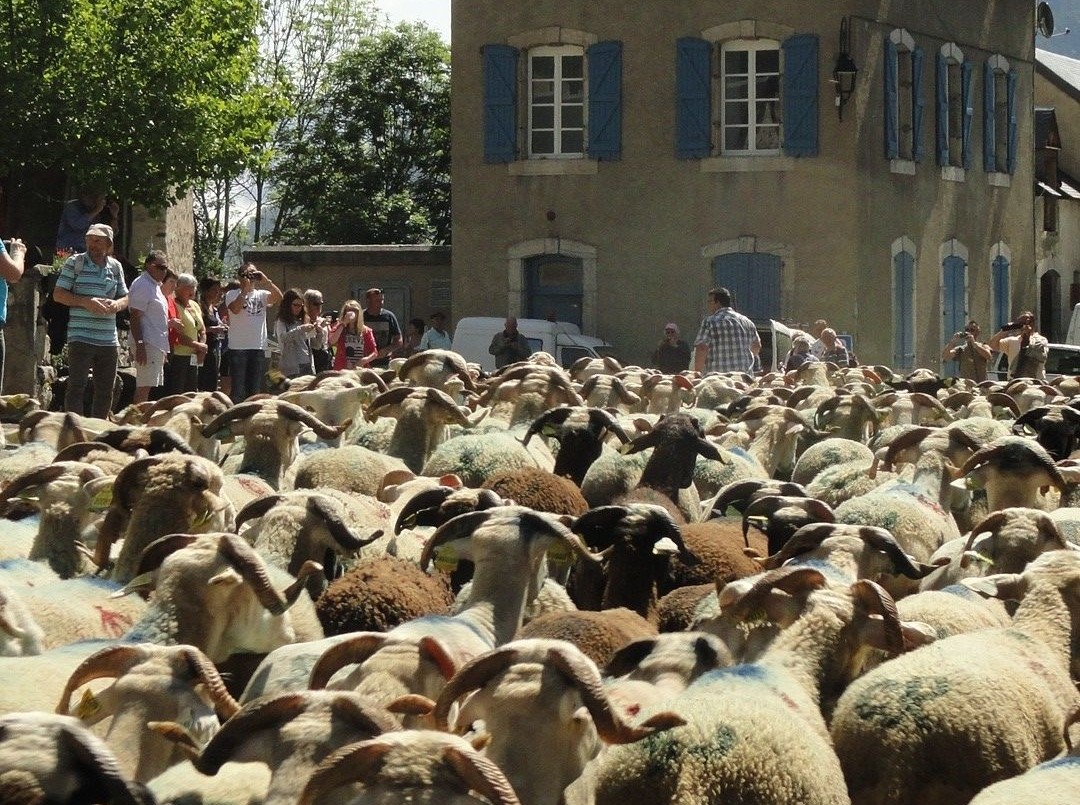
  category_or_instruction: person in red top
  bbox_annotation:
[328,299,377,370]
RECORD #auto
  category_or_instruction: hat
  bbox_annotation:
[85,223,113,241]
[664,322,678,333]
[365,287,382,297]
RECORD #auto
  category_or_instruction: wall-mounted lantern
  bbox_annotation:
[833,17,858,121]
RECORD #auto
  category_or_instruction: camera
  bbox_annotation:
[1001,321,1024,332]
[329,309,339,323]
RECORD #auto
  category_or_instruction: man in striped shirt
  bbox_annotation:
[52,223,129,417]
[693,286,760,375]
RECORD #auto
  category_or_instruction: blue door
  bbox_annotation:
[525,255,583,327]
[893,250,915,370]
[992,255,1010,331]
[711,253,781,322]
[942,254,967,376]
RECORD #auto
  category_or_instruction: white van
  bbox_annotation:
[451,317,618,372]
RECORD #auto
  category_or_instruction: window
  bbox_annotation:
[676,33,818,159]
[884,30,925,163]
[892,238,916,371]
[720,40,781,154]
[482,40,623,164]
[936,44,972,170]
[983,56,1017,175]
[529,47,585,157]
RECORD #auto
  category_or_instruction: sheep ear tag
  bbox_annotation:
[433,546,459,572]
[87,485,113,512]
[547,541,573,566]
[74,689,102,720]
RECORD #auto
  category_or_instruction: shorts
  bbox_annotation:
[134,345,167,388]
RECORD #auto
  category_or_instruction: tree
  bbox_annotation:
[0,0,284,210]
[272,22,451,245]
[192,0,377,269]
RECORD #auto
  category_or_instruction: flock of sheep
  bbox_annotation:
[0,347,1078,804]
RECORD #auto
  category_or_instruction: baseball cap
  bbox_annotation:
[85,223,113,241]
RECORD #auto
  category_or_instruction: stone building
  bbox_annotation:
[449,0,1036,369]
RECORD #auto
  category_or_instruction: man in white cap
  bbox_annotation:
[651,322,691,373]
[52,223,129,417]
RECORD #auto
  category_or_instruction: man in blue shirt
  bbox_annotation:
[52,223,129,417]
[0,237,27,394]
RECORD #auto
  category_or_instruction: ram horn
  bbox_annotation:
[588,407,632,442]
[234,494,287,530]
[425,386,472,426]
[329,693,399,735]
[308,633,390,690]
[0,463,68,507]
[200,401,266,437]
[307,495,384,551]
[297,740,396,805]
[879,427,935,469]
[856,526,936,579]
[16,408,53,443]
[813,396,841,430]
[444,744,524,805]
[195,692,310,774]
[962,511,1010,553]
[217,534,289,615]
[367,386,416,416]
[112,456,166,511]
[58,724,152,805]
[603,637,659,679]
[711,479,774,517]
[1012,405,1052,435]
[571,505,632,550]
[179,646,240,721]
[394,487,455,534]
[959,442,1069,493]
[760,522,840,569]
[547,645,685,743]
[851,578,906,655]
[985,391,1021,417]
[432,648,520,730]
[519,510,606,564]
[56,645,153,716]
[723,565,829,620]
[52,441,119,463]
[145,393,198,418]
[521,407,576,447]
[275,401,349,439]
[134,533,200,578]
[420,510,494,570]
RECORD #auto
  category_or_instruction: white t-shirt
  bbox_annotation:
[225,288,272,350]
[127,272,170,353]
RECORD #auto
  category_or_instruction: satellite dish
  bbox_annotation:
[1038,1,1055,38]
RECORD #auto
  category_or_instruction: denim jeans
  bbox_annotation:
[0,328,6,395]
[65,340,118,417]
[229,348,266,403]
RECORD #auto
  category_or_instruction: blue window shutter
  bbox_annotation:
[961,61,974,169]
[983,62,996,172]
[893,251,916,370]
[676,37,711,158]
[783,34,819,157]
[587,41,622,161]
[912,47,926,162]
[884,39,899,159]
[936,52,949,165]
[483,44,519,164]
[1007,69,1018,174]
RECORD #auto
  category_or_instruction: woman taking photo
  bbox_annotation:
[328,299,377,370]
[274,288,316,378]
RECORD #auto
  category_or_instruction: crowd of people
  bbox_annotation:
[675,288,1047,384]
[23,220,459,414]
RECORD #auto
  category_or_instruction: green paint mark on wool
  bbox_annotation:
[854,676,951,731]
[641,724,737,777]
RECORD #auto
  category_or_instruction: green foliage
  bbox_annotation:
[272,22,451,245]
[0,0,286,209]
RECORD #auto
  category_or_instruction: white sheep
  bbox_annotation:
[831,550,1080,805]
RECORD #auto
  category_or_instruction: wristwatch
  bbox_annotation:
[135,340,144,345]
